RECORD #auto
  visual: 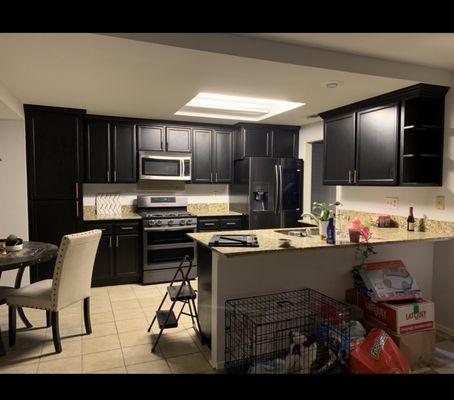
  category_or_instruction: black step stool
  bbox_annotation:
[147,255,203,353]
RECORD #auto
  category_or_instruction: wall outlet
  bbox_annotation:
[436,195,445,210]
[385,197,399,210]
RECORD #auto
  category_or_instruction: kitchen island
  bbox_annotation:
[188,227,454,370]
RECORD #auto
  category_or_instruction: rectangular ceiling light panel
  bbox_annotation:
[175,92,305,121]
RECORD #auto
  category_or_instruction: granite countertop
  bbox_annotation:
[83,212,142,221]
[192,211,243,217]
[187,227,454,257]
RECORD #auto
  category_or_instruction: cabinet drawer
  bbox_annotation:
[114,222,139,234]
[197,219,220,231]
[85,222,113,235]
[220,217,242,230]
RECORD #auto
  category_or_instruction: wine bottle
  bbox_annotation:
[407,207,415,232]
[326,210,335,244]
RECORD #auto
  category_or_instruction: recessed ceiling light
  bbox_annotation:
[324,80,344,89]
[175,92,305,121]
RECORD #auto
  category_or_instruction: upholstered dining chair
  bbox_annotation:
[0,284,16,355]
[6,230,102,353]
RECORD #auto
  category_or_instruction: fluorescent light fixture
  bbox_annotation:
[175,92,305,121]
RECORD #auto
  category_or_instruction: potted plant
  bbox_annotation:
[312,201,342,238]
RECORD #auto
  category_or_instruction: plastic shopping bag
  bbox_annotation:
[350,328,411,374]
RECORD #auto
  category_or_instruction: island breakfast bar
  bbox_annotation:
[188,227,454,370]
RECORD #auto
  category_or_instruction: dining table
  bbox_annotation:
[0,241,58,355]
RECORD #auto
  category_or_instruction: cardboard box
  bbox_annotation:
[359,260,422,302]
[362,317,435,370]
[346,288,434,334]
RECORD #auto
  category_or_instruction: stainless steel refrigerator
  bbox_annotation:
[229,157,303,229]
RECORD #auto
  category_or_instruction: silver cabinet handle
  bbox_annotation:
[120,226,134,230]
[109,236,112,248]
[225,222,237,226]
[75,183,79,198]
[113,171,117,182]
[354,170,358,183]
[107,170,110,182]
[116,236,119,248]
[76,201,79,217]
[204,222,215,226]
[348,170,352,184]
[210,172,213,182]
[274,165,279,213]
[215,172,218,182]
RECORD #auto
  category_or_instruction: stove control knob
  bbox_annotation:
[180,220,186,226]
[186,219,193,225]
[168,220,174,226]
[156,220,162,226]
[148,220,156,226]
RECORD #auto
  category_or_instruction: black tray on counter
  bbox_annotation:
[208,235,259,247]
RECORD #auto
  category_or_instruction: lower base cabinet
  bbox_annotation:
[85,221,141,287]
[197,216,243,232]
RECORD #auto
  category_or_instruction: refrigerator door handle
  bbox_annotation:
[274,165,279,214]
[279,164,283,212]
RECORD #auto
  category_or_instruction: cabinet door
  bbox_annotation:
[91,235,114,286]
[242,126,271,157]
[323,113,356,185]
[192,129,213,183]
[112,123,137,183]
[26,110,81,199]
[30,199,79,282]
[114,234,140,279]
[85,119,110,183]
[356,103,399,185]
[166,126,191,152]
[138,125,165,151]
[213,130,233,183]
[272,128,298,158]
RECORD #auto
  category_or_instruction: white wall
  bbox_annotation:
[83,182,229,206]
[0,119,29,286]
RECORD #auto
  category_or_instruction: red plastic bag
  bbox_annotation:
[350,328,411,374]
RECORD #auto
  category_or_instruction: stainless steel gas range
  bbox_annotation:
[137,195,197,284]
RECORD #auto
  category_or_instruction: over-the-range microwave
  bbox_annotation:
[139,151,191,181]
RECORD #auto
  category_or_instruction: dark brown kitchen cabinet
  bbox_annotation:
[272,127,299,158]
[197,216,243,232]
[86,221,141,287]
[192,129,233,183]
[84,117,137,183]
[356,103,399,185]
[235,125,271,159]
[323,113,356,185]
[138,124,191,152]
[25,105,85,283]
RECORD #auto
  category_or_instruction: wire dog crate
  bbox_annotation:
[225,289,351,374]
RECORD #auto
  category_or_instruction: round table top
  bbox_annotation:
[0,241,58,272]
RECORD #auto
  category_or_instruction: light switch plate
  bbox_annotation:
[436,195,445,210]
[385,197,399,210]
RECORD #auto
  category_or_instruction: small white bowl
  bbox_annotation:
[6,243,23,252]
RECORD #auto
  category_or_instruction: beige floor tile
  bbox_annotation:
[109,292,137,302]
[115,317,149,333]
[89,302,113,314]
[159,338,200,358]
[40,337,82,360]
[113,307,146,322]
[122,344,165,366]
[9,327,47,350]
[93,366,127,374]
[38,355,82,373]
[85,321,117,339]
[119,329,153,348]
[126,360,171,374]
[167,352,213,374]
[0,345,42,367]
[201,351,211,364]
[133,289,164,300]
[107,284,134,292]
[0,362,39,373]
[82,334,120,355]
[111,298,141,311]
[90,310,115,325]
[82,348,125,373]
[154,328,193,344]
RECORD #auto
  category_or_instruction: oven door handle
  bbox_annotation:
[147,242,195,250]
[144,225,197,232]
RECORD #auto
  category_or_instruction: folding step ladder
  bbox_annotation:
[147,255,203,353]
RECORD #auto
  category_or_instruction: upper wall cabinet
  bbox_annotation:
[138,124,191,153]
[192,128,233,183]
[320,83,449,186]
[84,117,137,183]
[234,124,299,159]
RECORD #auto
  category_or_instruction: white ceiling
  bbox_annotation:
[0,33,416,124]
[242,33,454,70]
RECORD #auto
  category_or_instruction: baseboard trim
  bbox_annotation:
[436,323,454,338]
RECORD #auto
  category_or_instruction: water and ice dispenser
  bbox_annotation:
[252,183,270,211]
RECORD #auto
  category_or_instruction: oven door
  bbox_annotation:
[139,152,191,181]
[143,226,197,270]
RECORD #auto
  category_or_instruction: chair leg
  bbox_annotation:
[83,297,92,335]
[46,310,52,328]
[8,306,16,347]
[51,311,62,353]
